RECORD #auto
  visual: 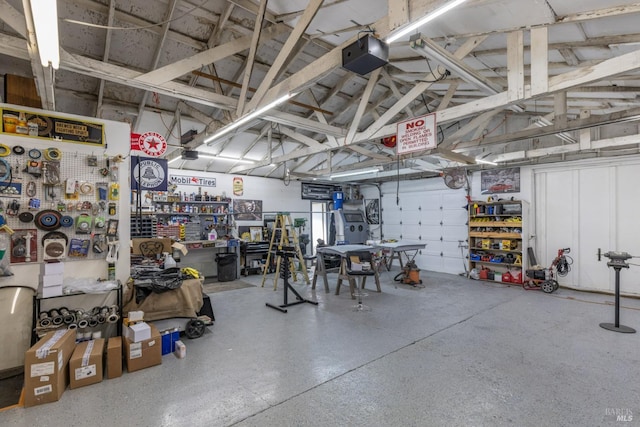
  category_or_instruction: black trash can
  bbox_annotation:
[216,253,237,282]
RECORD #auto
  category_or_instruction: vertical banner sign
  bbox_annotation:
[130,133,141,150]
[131,157,168,191]
[396,113,437,154]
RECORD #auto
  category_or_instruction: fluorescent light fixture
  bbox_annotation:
[410,36,502,95]
[199,154,255,164]
[30,0,60,69]
[203,93,295,145]
[386,0,470,44]
[330,167,382,179]
[475,158,497,165]
[533,117,577,144]
[167,153,255,164]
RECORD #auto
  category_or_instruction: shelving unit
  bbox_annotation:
[468,199,528,284]
[145,199,234,241]
[32,284,122,344]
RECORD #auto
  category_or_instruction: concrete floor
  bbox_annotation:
[1,268,639,426]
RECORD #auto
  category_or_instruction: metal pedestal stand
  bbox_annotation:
[599,253,636,334]
[266,247,318,313]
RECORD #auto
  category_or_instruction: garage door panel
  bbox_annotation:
[402,197,425,212]
[401,224,422,238]
[419,193,442,209]
[442,240,465,257]
[442,192,467,209]
[384,224,402,238]
[442,257,467,274]
[383,215,401,226]
[442,209,468,224]
[419,216,443,226]
[421,226,442,240]
[400,215,422,226]
[442,225,468,241]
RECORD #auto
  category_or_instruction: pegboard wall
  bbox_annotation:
[0,145,122,265]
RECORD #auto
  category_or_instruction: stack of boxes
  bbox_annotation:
[23,310,189,407]
[122,312,162,372]
[40,262,64,297]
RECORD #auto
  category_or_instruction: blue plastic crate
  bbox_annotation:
[161,329,180,355]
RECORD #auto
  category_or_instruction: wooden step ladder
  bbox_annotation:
[261,213,310,289]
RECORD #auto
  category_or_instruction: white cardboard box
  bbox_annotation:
[43,262,64,275]
[124,322,151,343]
[42,273,64,287]
[42,285,63,298]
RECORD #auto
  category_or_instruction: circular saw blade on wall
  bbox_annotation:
[442,168,468,189]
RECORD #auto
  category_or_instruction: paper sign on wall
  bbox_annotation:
[396,113,437,155]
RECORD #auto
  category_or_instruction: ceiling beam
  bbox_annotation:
[557,3,640,24]
[46,45,238,109]
[133,0,179,131]
[96,0,116,118]
[454,106,640,151]
[346,68,382,144]
[245,0,324,112]
[262,110,347,137]
[278,126,325,150]
[136,23,289,85]
[236,0,267,116]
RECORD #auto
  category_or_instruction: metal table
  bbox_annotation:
[378,241,427,270]
[312,245,381,298]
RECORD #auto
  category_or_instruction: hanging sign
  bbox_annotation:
[1,107,104,146]
[169,174,216,187]
[233,177,243,196]
[131,157,168,191]
[396,113,437,154]
[130,131,167,157]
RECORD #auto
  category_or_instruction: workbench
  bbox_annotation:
[312,244,381,298]
[378,241,427,270]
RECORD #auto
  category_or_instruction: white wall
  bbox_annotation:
[0,103,131,289]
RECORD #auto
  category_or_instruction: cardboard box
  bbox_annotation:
[41,285,63,298]
[24,329,76,407]
[69,339,105,389]
[124,322,151,342]
[42,273,64,287]
[43,261,64,275]
[131,238,172,256]
[106,337,122,379]
[123,324,161,372]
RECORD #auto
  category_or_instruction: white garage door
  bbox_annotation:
[381,182,468,275]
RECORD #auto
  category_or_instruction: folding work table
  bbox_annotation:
[378,240,427,270]
[312,244,381,298]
